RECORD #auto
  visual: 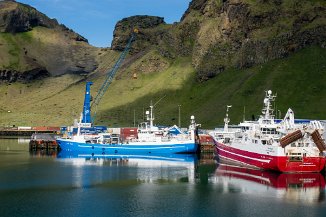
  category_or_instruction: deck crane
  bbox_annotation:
[80,29,138,125]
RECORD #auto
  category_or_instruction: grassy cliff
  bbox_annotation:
[1,46,325,128]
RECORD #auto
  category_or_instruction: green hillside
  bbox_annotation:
[96,45,326,129]
[1,46,325,128]
[0,0,325,129]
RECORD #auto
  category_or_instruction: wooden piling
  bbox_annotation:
[198,134,215,153]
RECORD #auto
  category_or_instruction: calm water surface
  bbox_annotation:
[0,137,326,217]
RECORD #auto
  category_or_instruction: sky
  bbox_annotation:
[16,0,192,47]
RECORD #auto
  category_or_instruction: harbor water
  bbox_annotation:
[1,137,326,217]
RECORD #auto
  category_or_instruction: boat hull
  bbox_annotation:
[57,139,198,154]
[215,142,326,173]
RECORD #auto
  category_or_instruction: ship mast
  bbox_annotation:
[145,104,155,130]
[261,90,277,120]
[149,105,154,129]
[224,105,232,132]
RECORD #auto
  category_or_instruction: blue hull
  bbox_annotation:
[57,139,198,155]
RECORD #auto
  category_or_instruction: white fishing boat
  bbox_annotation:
[210,90,326,173]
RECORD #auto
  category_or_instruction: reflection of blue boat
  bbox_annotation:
[57,150,197,167]
[57,151,198,184]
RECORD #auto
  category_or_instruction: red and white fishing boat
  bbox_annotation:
[210,90,326,173]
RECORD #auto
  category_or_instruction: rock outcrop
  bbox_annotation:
[184,0,326,80]
[111,15,166,53]
[0,67,49,82]
[0,0,98,82]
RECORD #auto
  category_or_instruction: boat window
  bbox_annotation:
[241,127,249,131]
[261,128,277,134]
[262,140,266,145]
[289,156,303,162]
[291,143,296,147]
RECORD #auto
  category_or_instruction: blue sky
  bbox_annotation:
[16,0,192,47]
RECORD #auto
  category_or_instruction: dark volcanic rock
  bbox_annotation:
[0,0,97,82]
[0,1,58,33]
[182,0,326,81]
[111,15,166,51]
[0,68,50,83]
[0,1,88,42]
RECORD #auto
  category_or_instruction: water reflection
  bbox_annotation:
[56,150,199,184]
[0,136,29,151]
[210,163,326,204]
[29,149,58,158]
[57,151,197,166]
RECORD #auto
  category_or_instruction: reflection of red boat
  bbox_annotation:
[211,163,326,203]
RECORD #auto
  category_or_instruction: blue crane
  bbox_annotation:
[81,29,138,124]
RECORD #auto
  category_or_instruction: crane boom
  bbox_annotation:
[90,30,137,123]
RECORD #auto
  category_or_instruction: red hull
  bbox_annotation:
[215,142,326,173]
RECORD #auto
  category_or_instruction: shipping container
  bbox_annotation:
[34,126,60,132]
[18,126,32,130]
[120,127,138,140]
[108,128,121,134]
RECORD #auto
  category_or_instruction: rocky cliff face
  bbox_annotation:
[183,0,326,80]
[112,0,326,81]
[0,0,57,33]
[0,0,98,82]
[111,15,166,53]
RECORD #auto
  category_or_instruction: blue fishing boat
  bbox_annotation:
[57,105,199,154]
